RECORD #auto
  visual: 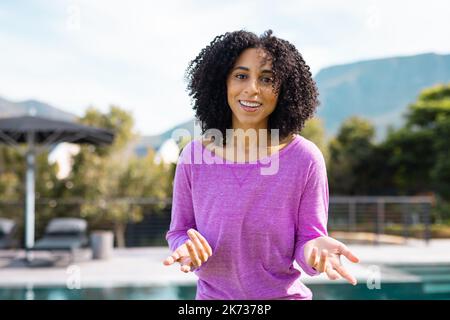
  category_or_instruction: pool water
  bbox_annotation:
[307,263,450,300]
[0,285,189,300]
[1,264,449,300]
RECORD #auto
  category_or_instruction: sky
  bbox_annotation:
[0,0,449,136]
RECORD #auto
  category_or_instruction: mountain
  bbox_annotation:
[315,52,450,139]
[134,118,202,154]
[143,53,450,146]
[3,52,449,151]
[0,96,76,122]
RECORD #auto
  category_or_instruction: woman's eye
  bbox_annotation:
[261,77,273,83]
[235,74,247,80]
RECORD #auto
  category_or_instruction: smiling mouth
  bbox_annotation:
[239,100,262,108]
[239,100,262,112]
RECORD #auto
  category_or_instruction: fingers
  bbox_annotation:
[186,240,201,268]
[190,229,213,257]
[332,261,357,285]
[163,229,213,273]
[179,256,192,273]
[163,256,174,266]
[163,250,181,266]
[311,248,342,281]
[317,249,328,273]
[308,248,331,275]
[304,240,358,285]
[181,266,191,273]
[188,229,210,263]
[180,265,190,273]
[325,264,341,280]
[338,243,360,263]
[308,247,319,269]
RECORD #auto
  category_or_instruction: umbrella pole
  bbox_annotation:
[25,132,35,262]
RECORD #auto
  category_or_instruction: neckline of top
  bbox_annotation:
[197,134,302,166]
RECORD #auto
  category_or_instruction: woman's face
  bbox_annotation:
[226,48,279,131]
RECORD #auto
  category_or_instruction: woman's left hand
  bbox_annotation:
[304,236,360,285]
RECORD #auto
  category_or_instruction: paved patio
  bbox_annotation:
[0,239,449,288]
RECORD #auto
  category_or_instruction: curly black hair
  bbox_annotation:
[185,29,319,146]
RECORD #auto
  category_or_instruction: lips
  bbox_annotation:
[239,100,262,108]
[238,100,262,113]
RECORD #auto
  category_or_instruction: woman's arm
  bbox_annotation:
[163,141,212,272]
[294,148,359,284]
[294,151,329,277]
[165,143,196,252]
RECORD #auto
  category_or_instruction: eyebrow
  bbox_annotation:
[232,66,273,73]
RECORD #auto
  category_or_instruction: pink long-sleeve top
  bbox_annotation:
[166,134,329,300]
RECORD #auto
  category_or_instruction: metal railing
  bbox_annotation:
[0,196,435,247]
[328,196,434,244]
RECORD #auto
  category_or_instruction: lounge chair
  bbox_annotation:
[0,218,17,249]
[31,218,89,262]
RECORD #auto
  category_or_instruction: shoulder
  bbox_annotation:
[291,136,328,186]
[177,138,205,165]
[292,135,326,166]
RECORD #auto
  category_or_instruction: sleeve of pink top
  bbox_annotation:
[294,152,329,276]
[165,142,197,253]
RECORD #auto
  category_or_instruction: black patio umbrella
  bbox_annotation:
[0,115,115,255]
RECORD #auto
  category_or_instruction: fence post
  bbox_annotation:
[349,200,356,232]
[402,203,409,243]
[423,202,431,245]
[376,198,385,245]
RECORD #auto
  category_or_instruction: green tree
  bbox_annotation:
[404,84,450,199]
[61,106,172,247]
[380,127,435,195]
[327,116,376,195]
[0,144,60,239]
[0,146,22,203]
[301,117,329,162]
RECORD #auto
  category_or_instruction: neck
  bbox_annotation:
[230,119,271,147]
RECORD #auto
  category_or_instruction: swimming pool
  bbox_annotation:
[1,264,449,300]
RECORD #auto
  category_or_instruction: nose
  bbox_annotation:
[244,78,260,96]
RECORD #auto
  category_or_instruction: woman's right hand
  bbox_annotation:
[163,228,213,273]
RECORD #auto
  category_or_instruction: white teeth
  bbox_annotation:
[240,100,262,107]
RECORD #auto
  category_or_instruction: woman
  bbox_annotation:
[163,30,360,300]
